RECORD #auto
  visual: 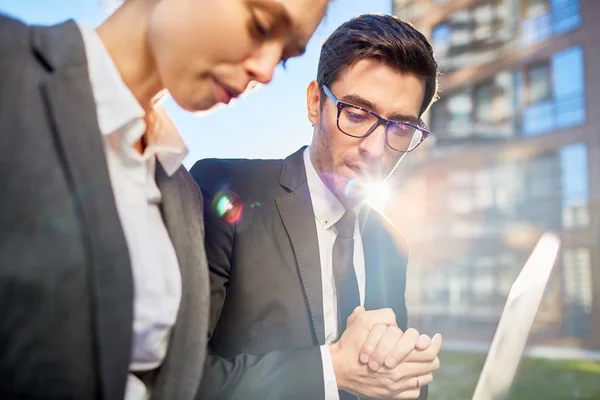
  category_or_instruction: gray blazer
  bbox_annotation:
[0,15,209,400]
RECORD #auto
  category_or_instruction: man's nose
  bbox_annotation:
[358,124,387,158]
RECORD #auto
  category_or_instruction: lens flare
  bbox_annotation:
[344,179,362,199]
[363,181,391,213]
[212,189,243,224]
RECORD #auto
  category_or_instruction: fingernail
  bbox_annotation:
[385,357,397,368]
[369,361,379,370]
[433,333,441,342]
[360,353,369,363]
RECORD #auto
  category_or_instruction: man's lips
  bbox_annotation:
[345,163,385,181]
[346,163,368,178]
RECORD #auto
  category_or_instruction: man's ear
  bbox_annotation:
[306,80,321,126]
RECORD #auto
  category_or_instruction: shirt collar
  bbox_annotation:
[78,23,188,176]
[303,147,362,230]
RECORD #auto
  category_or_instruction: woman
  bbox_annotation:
[0,1,328,399]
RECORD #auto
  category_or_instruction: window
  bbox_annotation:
[393,0,429,21]
[474,80,495,123]
[527,63,552,105]
[552,46,586,128]
[432,24,451,60]
[520,0,580,45]
[522,46,585,135]
[562,247,593,338]
[492,163,523,210]
[552,0,581,35]
[527,153,558,200]
[447,90,472,136]
[523,0,550,19]
[473,169,494,209]
[519,153,562,229]
[430,0,509,72]
[474,72,515,131]
[560,143,589,228]
[446,162,524,216]
[471,257,496,303]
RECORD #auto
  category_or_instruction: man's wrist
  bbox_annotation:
[329,342,349,392]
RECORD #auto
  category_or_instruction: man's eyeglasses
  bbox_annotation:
[322,85,430,153]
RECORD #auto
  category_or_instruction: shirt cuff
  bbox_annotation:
[320,345,340,400]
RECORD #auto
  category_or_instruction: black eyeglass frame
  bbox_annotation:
[321,84,431,153]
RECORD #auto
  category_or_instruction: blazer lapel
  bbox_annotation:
[275,148,326,345]
[154,164,209,400]
[32,21,133,399]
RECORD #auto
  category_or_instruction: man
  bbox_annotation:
[191,14,441,400]
[0,0,328,399]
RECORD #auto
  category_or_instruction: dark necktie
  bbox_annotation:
[333,210,360,337]
[334,211,361,400]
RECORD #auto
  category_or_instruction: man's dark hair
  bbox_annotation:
[317,13,439,116]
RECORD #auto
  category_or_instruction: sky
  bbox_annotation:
[0,0,392,168]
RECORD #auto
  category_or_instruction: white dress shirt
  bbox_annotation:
[79,24,187,400]
[303,148,366,400]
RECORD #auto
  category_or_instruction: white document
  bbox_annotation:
[472,232,561,400]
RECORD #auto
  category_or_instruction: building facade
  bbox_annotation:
[391,0,600,349]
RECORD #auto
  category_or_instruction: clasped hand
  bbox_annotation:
[329,307,442,399]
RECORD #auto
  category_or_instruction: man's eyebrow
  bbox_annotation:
[388,113,419,124]
[340,94,418,123]
[340,94,379,113]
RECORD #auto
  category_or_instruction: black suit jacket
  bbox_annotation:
[0,16,209,399]
[191,147,415,400]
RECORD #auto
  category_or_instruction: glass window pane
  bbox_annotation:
[552,46,584,99]
[475,80,494,122]
[562,247,593,338]
[560,142,589,229]
[524,0,550,18]
[528,63,551,104]
[432,24,451,56]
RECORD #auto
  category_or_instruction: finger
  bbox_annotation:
[359,324,388,364]
[391,373,433,398]
[368,325,403,370]
[385,327,420,365]
[392,357,440,380]
[417,373,433,387]
[346,306,365,327]
[405,333,442,363]
[354,308,398,331]
[414,334,431,350]
[393,389,421,399]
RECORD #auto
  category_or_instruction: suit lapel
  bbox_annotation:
[32,21,133,399]
[154,164,209,400]
[275,148,326,345]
